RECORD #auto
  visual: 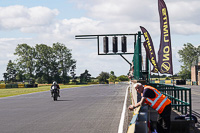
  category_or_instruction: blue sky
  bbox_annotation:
[0,0,200,80]
[0,0,83,17]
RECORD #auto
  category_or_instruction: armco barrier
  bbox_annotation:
[5,84,18,88]
[0,84,6,89]
[0,84,33,88]
[151,80,193,85]
[6,84,12,88]
[24,84,38,88]
[18,84,25,88]
[25,84,34,88]
[176,80,186,85]
[12,84,18,88]
[165,80,172,84]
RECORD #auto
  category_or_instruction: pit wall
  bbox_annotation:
[127,81,149,133]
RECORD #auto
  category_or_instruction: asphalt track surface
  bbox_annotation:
[0,84,128,133]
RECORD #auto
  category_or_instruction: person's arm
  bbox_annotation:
[128,97,146,110]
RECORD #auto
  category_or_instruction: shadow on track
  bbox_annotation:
[56,99,73,102]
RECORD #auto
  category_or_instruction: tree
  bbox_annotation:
[118,75,129,81]
[97,72,109,84]
[35,44,53,83]
[165,77,170,80]
[70,64,77,83]
[3,73,8,84]
[6,60,16,82]
[4,42,76,84]
[52,42,76,84]
[14,44,35,80]
[109,71,117,83]
[15,68,24,82]
[80,70,91,83]
[178,66,191,80]
[178,43,200,79]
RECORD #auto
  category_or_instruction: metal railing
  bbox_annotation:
[147,83,192,119]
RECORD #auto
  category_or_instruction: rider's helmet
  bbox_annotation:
[53,81,57,85]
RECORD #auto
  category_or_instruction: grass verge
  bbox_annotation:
[0,85,89,98]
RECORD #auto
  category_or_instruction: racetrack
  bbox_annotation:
[0,84,128,133]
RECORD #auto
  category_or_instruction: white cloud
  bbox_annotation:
[33,17,102,46]
[72,0,200,36]
[168,1,200,35]
[0,37,32,76]
[0,5,59,31]
[168,1,200,23]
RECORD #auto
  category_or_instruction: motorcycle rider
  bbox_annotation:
[51,81,60,97]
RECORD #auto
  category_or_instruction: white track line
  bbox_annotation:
[118,85,129,133]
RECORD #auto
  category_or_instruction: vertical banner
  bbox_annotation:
[158,0,173,74]
[140,26,158,73]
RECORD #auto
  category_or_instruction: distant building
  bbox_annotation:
[191,57,200,85]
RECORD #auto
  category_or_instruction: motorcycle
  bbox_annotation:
[51,86,59,101]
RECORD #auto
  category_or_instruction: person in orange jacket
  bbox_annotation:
[128,83,171,133]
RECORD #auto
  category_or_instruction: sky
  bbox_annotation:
[0,0,200,80]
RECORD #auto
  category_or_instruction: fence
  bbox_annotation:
[150,79,194,85]
[147,83,192,119]
[128,82,192,133]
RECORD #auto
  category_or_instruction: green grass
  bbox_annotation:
[0,85,89,98]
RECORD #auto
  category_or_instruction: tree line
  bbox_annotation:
[97,71,129,83]
[12,40,198,83]
[4,42,198,84]
[4,42,76,84]
[178,43,200,79]
[150,43,200,80]
[3,42,130,84]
